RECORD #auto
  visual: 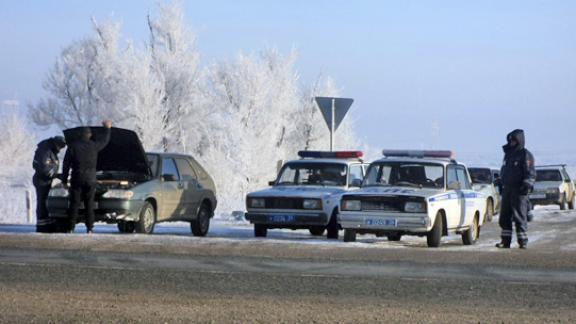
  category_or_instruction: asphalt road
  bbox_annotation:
[0,207,575,323]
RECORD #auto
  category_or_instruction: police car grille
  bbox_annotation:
[361,198,402,212]
[265,198,303,209]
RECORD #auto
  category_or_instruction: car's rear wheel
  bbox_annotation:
[309,226,325,236]
[485,199,494,222]
[560,194,567,210]
[462,214,479,245]
[569,195,575,210]
[117,221,135,233]
[387,233,402,241]
[191,203,211,237]
[343,229,356,242]
[254,224,267,237]
[136,201,155,234]
[326,210,339,240]
[427,212,443,248]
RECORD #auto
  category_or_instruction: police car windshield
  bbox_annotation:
[363,162,445,189]
[536,170,562,182]
[276,162,347,186]
[469,168,492,184]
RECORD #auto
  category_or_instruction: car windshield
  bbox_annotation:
[276,162,347,186]
[363,162,445,188]
[469,168,492,184]
[536,170,562,181]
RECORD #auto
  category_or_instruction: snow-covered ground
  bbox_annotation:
[1,204,574,253]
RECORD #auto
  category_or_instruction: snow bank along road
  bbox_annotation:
[0,207,575,323]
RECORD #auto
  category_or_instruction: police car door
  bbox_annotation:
[445,165,464,229]
[160,158,184,221]
[456,166,475,227]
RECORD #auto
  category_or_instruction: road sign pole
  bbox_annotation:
[330,98,336,151]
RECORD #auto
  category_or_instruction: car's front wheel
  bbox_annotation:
[387,233,402,241]
[427,212,443,248]
[485,199,494,222]
[326,210,339,240]
[569,194,575,210]
[136,201,155,234]
[191,203,211,237]
[560,194,567,210]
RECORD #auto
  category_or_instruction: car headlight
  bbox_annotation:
[102,190,134,199]
[248,198,266,208]
[404,201,426,213]
[302,199,322,210]
[546,188,560,194]
[49,188,68,197]
[341,200,361,211]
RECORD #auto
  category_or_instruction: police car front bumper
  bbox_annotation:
[245,210,328,227]
[339,211,431,233]
[529,192,561,205]
[47,197,144,222]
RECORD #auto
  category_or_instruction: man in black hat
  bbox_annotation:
[61,120,112,233]
[32,136,66,233]
[496,129,536,249]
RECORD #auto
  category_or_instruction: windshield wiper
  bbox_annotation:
[394,181,422,189]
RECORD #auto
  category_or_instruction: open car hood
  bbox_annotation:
[63,127,151,176]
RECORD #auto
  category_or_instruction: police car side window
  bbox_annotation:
[348,164,363,185]
[162,158,180,181]
[456,167,472,190]
[447,166,458,187]
[175,159,198,181]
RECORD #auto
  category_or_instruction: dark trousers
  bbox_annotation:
[34,183,53,233]
[68,181,97,231]
[499,188,529,245]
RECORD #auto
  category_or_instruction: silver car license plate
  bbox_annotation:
[365,218,397,227]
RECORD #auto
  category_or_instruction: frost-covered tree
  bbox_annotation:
[147,2,203,152]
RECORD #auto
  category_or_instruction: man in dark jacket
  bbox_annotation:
[497,129,536,249]
[61,120,112,233]
[32,136,66,233]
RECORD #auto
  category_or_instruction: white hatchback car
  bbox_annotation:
[245,151,368,239]
[338,150,486,247]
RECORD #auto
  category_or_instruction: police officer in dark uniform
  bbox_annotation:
[61,120,112,233]
[496,129,536,249]
[32,136,66,233]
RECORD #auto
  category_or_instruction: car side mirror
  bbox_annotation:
[268,180,276,186]
[350,178,362,187]
[162,174,178,182]
[447,181,461,190]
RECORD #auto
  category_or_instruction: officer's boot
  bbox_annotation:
[495,237,511,249]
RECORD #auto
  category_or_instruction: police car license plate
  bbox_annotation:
[530,194,545,199]
[269,215,295,223]
[365,218,397,227]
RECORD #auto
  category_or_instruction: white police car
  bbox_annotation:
[245,151,368,239]
[338,150,486,247]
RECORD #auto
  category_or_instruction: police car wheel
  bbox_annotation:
[136,202,155,234]
[568,195,575,210]
[387,233,402,241]
[254,224,268,237]
[485,199,494,222]
[343,229,356,242]
[427,212,443,248]
[117,221,135,233]
[462,215,479,245]
[309,226,325,236]
[326,211,339,240]
[191,203,211,237]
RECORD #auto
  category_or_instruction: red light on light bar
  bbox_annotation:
[298,151,364,159]
[382,150,454,159]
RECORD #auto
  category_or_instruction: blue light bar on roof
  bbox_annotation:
[298,151,363,159]
[382,150,454,159]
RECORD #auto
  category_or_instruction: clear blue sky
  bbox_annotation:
[1,0,575,156]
